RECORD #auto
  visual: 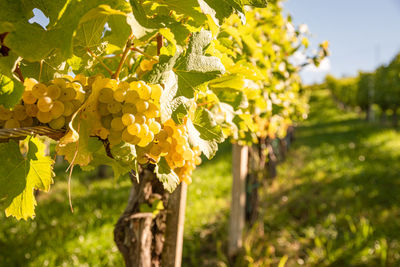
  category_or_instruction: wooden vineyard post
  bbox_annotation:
[162,183,188,267]
[228,144,249,258]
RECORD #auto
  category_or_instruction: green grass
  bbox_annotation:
[2,88,400,266]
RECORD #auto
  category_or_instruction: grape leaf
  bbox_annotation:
[174,30,225,98]
[198,0,245,26]
[1,137,54,220]
[0,52,19,78]
[155,157,180,193]
[0,74,24,108]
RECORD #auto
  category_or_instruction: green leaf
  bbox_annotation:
[20,52,68,82]
[1,137,54,220]
[0,74,24,108]
[242,0,268,8]
[155,157,180,193]
[174,30,225,98]
[0,52,19,78]
[198,0,245,25]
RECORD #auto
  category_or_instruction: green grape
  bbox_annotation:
[135,100,149,113]
[4,118,20,128]
[110,117,125,131]
[0,106,12,121]
[20,116,33,127]
[150,84,162,101]
[22,90,37,104]
[108,130,122,146]
[50,101,65,119]
[122,129,140,144]
[101,115,113,129]
[125,90,139,104]
[122,113,135,126]
[98,87,114,103]
[59,86,77,101]
[52,78,67,89]
[137,81,151,100]
[12,105,27,121]
[49,116,65,129]
[127,123,140,136]
[121,103,137,114]
[113,88,127,102]
[135,113,146,124]
[137,124,149,138]
[148,120,161,134]
[32,83,48,98]
[25,104,38,117]
[107,101,122,114]
[98,103,110,116]
[36,111,53,123]
[37,96,54,112]
[137,131,154,147]
[63,101,75,116]
[47,84,61,99]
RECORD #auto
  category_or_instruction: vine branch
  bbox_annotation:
[112,35,134,80]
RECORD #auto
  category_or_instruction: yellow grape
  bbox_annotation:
[50,101,65,119]
[20,116,33,127]
[37,96,54,112]
[122,113,135,126]
[4,118,20,128]
[125,90,140,104]
[98,103,110,116]
[183,149,194,160]
[0,106,12,121]
[156,130,168,141]
[135,100,149,113]
[47,84,61,99]
[101,115,113,129]
[22,90,37,104]
[110,117,125,131]
[32,83,47,98]
[98,87,114,103]
[12,105,27,121]
[136,81,151,100]
[49,116,65,129]
[59,86,76,101]
[63,101,75,116]
[139,59,155,72]
[121,103,137,114]
[127,123,140,136]
[149,144,162,157]
[52,78,67,89]
[107,101,122,114]
[113,88,127,102]
[137,124,149,138]
[122,129,139,144]
[25,104,38,117]
[150,84,162,101]
[159,141,171,153]
[36,111,52,123]
[144,103,158,118]
[148,120,161,134]
[74,74,87,85]
[135,113,146,124]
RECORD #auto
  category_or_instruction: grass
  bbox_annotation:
[2,88,400,266]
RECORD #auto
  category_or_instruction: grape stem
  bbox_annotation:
[157,33,163,56]
[87,48,113,76]
[112,35,134,80]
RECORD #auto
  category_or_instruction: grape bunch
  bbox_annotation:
[174,146,202,184]
[0,104,33,128]
[95,78,163,148]
[21,77,85,129]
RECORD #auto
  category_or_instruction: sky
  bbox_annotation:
[284,0,400,84]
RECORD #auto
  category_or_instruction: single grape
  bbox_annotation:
[135,100,149,113]
[136,81,151,100]
[63,101,75,116]
[37,96,54,112]
[183,149,195,160]
[137,124,149,138]
[110,117,125,131]
[125,90,140,104]
[12,105,27,121]
[4,118,20,128]
[127,123,140,136]
[98,103,110,116]
[150,84,163,101]
[22,90,37,104]
[139,59,155,72]
[36,111,53,123]
[135,113,146,124]
[32,83,47,98]
[122,113,135,126]
[107,101,122,114]
[47,84,61,99]
[52,78,67,89]
[144,103,159,118]
[98,87,114,103]
[148,120,161,134]
[59,86,77,101]
[20,116,34,127]
[49,116,65,129]
[0,106,12,121]
[150,144,162,157]
[113,88,127,102]
[101,115,113,129]
[25,104,39,117]
[50,101,65,119]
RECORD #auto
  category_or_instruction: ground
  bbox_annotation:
[1,88,400,266]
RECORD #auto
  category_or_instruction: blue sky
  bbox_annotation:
[284,0,400,84]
